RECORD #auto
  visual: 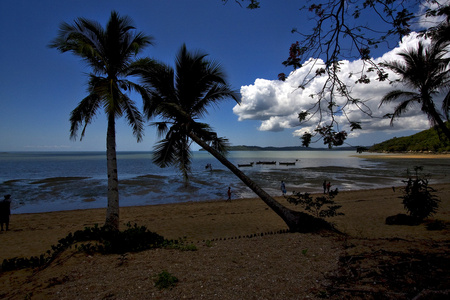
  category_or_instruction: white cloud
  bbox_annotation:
[418,0,450,29]
[234,32,446,139]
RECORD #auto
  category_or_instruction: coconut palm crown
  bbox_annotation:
[380,39,450,139]
[141,44,239,180]
[49,11,154,230]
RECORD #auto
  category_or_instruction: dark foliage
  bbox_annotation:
[1,223,165,272]
[400,167,440,220]
[77,223,166,254]
[401,179,440,221]
[286,188,344,219]
[154,270,179,290]
[222,0,260,9]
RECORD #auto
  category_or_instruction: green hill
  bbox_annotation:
[369,123,450,153]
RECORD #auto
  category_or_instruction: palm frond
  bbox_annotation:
[85,75,123,117]
[120,93,144,142]
[152,137,178,168]
[139,62,176,120]
[380,90,418,106]
[152,127,192,180]
[390,99,415,124]
[126,31,154,57]
[172,137,193,181]
[69,93,101,140]
[190,122,230,156]
[193,83,240,118]
[150,121,170,138]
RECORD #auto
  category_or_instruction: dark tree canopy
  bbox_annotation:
[225,0,450,147]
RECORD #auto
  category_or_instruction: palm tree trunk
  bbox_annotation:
[434,118,450,141]
[105,114,120,230]
[430,113,450,141]
[188,133,333,233]
[423,96,450,141]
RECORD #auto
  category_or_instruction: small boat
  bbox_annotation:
[279,162,296,166]
[256,161,277,165]
[238,162,254,167]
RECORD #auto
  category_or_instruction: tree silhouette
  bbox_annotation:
[380,39,450,140]
[49,11,154,230]
[138,44,334,232]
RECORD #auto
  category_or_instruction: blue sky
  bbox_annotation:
[0,0,445,151]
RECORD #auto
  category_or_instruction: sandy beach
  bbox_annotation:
[0,182,449,299]
[355,153,450,159]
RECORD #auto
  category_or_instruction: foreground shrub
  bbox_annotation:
[401,167,440,220]
[154,270,179,290]
[286,189,344,219]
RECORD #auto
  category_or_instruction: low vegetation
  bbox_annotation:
[401,167,440,220]
[286,189,344,219]
[386,167,441,226]
[1,223,194,272]
[369,122,450,153]
[153,270,179,290]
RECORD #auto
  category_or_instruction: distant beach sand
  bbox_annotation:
[1,182,449,299]
[356,152,450,159]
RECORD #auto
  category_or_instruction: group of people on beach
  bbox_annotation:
[280,180,333,196]
[323,180,332,194]
[0,194,12,231]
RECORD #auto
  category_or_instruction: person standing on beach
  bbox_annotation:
[281,181,287,196]
[326,182,331,194]
[323,180,327,194]
[0,194,12,231]
[227,187,231,201]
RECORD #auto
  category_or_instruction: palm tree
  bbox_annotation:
[139,44,331,233]
[49,11,154,230]
[380,39,450,140]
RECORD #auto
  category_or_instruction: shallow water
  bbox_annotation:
[0,151,449,213]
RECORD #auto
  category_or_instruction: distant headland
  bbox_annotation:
[199,145,362,151]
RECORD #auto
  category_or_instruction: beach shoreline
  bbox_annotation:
[2,183,449,257]
[1,183,449,299]
[4,150,450,216]
[355,152,450,159]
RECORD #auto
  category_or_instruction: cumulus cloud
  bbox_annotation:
[418,0,450,29]
[233,32,445,139]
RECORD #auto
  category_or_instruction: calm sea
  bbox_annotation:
[1,151,449,214]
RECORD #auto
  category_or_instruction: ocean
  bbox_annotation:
[1,151,449,214]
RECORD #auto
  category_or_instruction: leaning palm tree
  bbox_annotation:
[380,39,450,140]
[139,44,331,232]
[49,11,154,230]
